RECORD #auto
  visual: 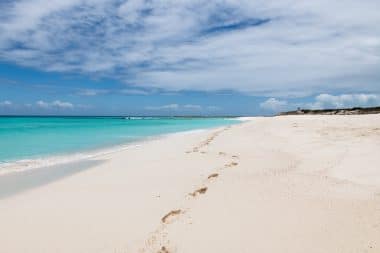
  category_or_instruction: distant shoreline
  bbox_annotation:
[280,106,380,115]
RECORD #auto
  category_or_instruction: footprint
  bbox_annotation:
[232,155,239,159]
[225,161,238,168]
[189,187,208,197]
[207,173,219,179]
[161,209,182,224]
[218,152,226,156]
[198,132,221,148]
[157,246,170,253]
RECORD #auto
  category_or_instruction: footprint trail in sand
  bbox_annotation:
[140,126,240,252]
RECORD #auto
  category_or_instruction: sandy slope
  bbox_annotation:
[0,115,380,253]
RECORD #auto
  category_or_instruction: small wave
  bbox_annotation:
[0,143,141,176]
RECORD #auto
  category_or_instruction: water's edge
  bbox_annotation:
[0,123,233,176]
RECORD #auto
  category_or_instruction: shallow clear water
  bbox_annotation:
[0,116,237,163]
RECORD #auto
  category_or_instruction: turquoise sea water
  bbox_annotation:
[0,116,237,164]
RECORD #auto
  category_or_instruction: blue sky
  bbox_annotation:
[0,0,379,115]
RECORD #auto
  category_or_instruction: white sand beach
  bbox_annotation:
[1,115,380,253]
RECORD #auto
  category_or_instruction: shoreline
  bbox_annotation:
[0,120,241,176]
[0,127,226,198]
[0,115,379,252]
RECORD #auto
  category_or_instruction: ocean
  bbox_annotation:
[0,116,237,173]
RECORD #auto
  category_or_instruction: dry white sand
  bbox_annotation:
[1,115,380,253]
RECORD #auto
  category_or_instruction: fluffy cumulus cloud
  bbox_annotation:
[0,0,379,96]
[0,100,12,107]
[36,100,74,109]
[262,93,380,112]
[308,93,380,109]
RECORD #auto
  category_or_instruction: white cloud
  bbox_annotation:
[77,89,109,96]
[51,100,74,109]
[118,0,146,24]
[262,93,380,112]
[36,100,74,109]
[183,104,202,110]
[36,100,49,109]
[145,104,179,110]
[307,93,380,109]
[0,1,379,96]
[120,89,151,95]
[260,98,288,112]
[0,100,82,111]
[0,100,12,107]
